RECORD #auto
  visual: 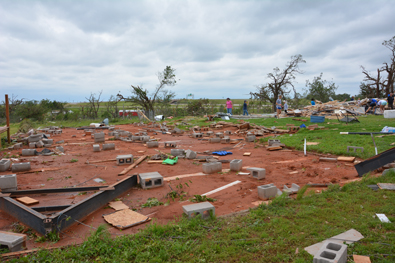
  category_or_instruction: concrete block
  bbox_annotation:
[202,162,222,174]
[347,146,364,153]
[21,149,37,156]
[140,136,150,142]
[245,135,256,142]
[192,133,203,138]
[0,159,11,172]
[185,149,197,159]
[313,241,347,263]
[0,174,17,190]
[13,143,22,149]
[215,132,224,138]
[116,154,133,165]
[28,134,42,143]
[56,140,64,144]
[171,149,185,156]
[209,137,221,143]
[43,144,52,148]
[146,141,159,148]
[183,202,215,219]
[283,183,300,193]
[93,144,101,152]
[35,140,44,148]
[230,159,242,171]
[114,132,120,140]
[383,168,395,176]
[247,167,266,179]
[258,183,279,199]
[42,139,53,145]
[268,139,281,146]
[384,110,395,118]
[0,231,26,252]
[56,146,64,153]
[94,132,105,143]
[206,131,214,136]
[29,143,36,148]
[224,130,232,135]
[11,162,31,172]
[164,141,177,148]
[102,143,115,151]
[132,136,140,141]
[139,172,163,189]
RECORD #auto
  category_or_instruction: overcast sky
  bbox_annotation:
[1,0,394,103]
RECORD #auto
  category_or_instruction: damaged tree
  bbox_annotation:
[83,91,103,119]
[382,36,395,94]
[118,66,177,119]
[361,66,384,98]
[251,54,305,111]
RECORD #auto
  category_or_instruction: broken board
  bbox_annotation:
[243,152,251,156]
[353,255,371,263]
[103,209,150,229]
[267,146,282,151]
[337,156,356,162]
[108,201,129,211]
[16,197,39,205]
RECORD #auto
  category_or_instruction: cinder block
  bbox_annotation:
[215,132,224,138]
[0,159,11,172]
[0,174,17,190]
[13,143,22,149]
[56,146,64,153]
[21,149,36,156]
[171,149,185,156]
[0,231,26,252]
[93,144,101,152]
[209,137,221,143]
[29,143,36,148]
[28,134,42,143]
[192,133,203,138]
[247,167,266,179]
[164,142,177,148]
[383,168,395,176]
[224,130,231,135]
[182,202,215,219]
[56,140,64,144]
[114,132,120,140]
[313,241,347,263]
[230,159,242,171]
[42,139,53,145]
[116,154,133,165]
[206,131,214,136]
[139,172,164,189]
[245,135,256,142]
[283,183,300,193]
[11,162,31,172]
[258,183,278,199]
[140,136,150,142]
[185,149,197,159]
[268,139,281,146]
[347,146,364,153]
[132,136,140,141]
[94,133,105,143]
[102,143,115,151]
[35,140,44,148]
[202,162,222,174]
[146,141,159,148]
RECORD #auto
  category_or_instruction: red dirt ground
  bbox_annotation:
[0,123,363,250]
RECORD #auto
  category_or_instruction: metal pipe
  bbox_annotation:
[371,133,378,155]
[340,132,394,135]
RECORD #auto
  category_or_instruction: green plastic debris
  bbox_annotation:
[162,156,178,165]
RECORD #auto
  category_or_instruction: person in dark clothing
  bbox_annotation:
[388,93,394,109]
[243,100,249,116]
[365,98,377,114]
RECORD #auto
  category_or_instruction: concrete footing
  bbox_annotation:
[11,162,31,172]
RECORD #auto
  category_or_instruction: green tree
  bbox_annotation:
[16,100,48,122]
[251,54,306,111]
[305,73,337,102]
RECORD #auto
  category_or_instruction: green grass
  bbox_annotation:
[9,171,395,262]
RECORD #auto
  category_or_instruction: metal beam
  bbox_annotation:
[32,205,71,212]
[2,186,108,196]
[354,147,395,177]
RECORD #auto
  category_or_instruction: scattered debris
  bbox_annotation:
[103,209,151,229]
[376,213,391,223]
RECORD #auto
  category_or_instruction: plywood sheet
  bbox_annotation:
[16,197,39,205]
[103,209,150,229]
[353,255,371,263]
[243,152,251,156]
[108,201,129,211]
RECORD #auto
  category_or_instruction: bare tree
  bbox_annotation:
[85,91,103,119]
[105,95,120,118]
[117,66,177,119]
[361,66,384,97]
[382,36,395,94]
[251,54,306,111]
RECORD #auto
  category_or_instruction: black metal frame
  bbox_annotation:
[0,175,137,235]
[2,186,108,196]
[354,147,395,177]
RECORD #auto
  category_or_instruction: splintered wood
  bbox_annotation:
[103,209,150,229]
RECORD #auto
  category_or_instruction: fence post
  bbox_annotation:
[5,94,11,144]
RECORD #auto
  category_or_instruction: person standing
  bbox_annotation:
[388,93,394,110]
[276,95,282,119]
[243,100,249,116]
[226,98,233,115]
[311,98,316,105]
[284,100,288,114]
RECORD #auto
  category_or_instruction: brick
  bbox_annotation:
[202,162,222,174]
[94,132,105,143]
[247,167,266,179]
[0,174,17,190]
[0,159,11,172]
[22,149,37,156]
[146,141,159,148]
[230,159,242,171]
[313,241,347,263]
[0,231,26,252]
[182,202,215,219]
[139,172,164,189]
[102,143,115,151]
[93,144,101,152]
[116,154,133,165]
[185,149,197,159]
[11,162,31,172]
[171,149,185,156]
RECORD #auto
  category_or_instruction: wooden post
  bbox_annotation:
[5,94,10,144]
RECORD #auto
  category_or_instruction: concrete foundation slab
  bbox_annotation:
[182,202,215,219]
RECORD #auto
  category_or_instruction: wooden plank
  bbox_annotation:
[306,142,320,145]
[108,201,129,211]
[267,146,283,151]
[337,156,356,162]
[16,197,39,205]
[243,152,251,156]
[202,180,242,196]
[147,160,164,164]
[118,155,147,176]
[86,158,116,164]
[16,167,62,174]
[353,255,371,263]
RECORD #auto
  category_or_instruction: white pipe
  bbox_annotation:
[304,138,306,156]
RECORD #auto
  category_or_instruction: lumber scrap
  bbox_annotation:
[337,156,356,162]
[86,158,116,164]
[118,155,147,176]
